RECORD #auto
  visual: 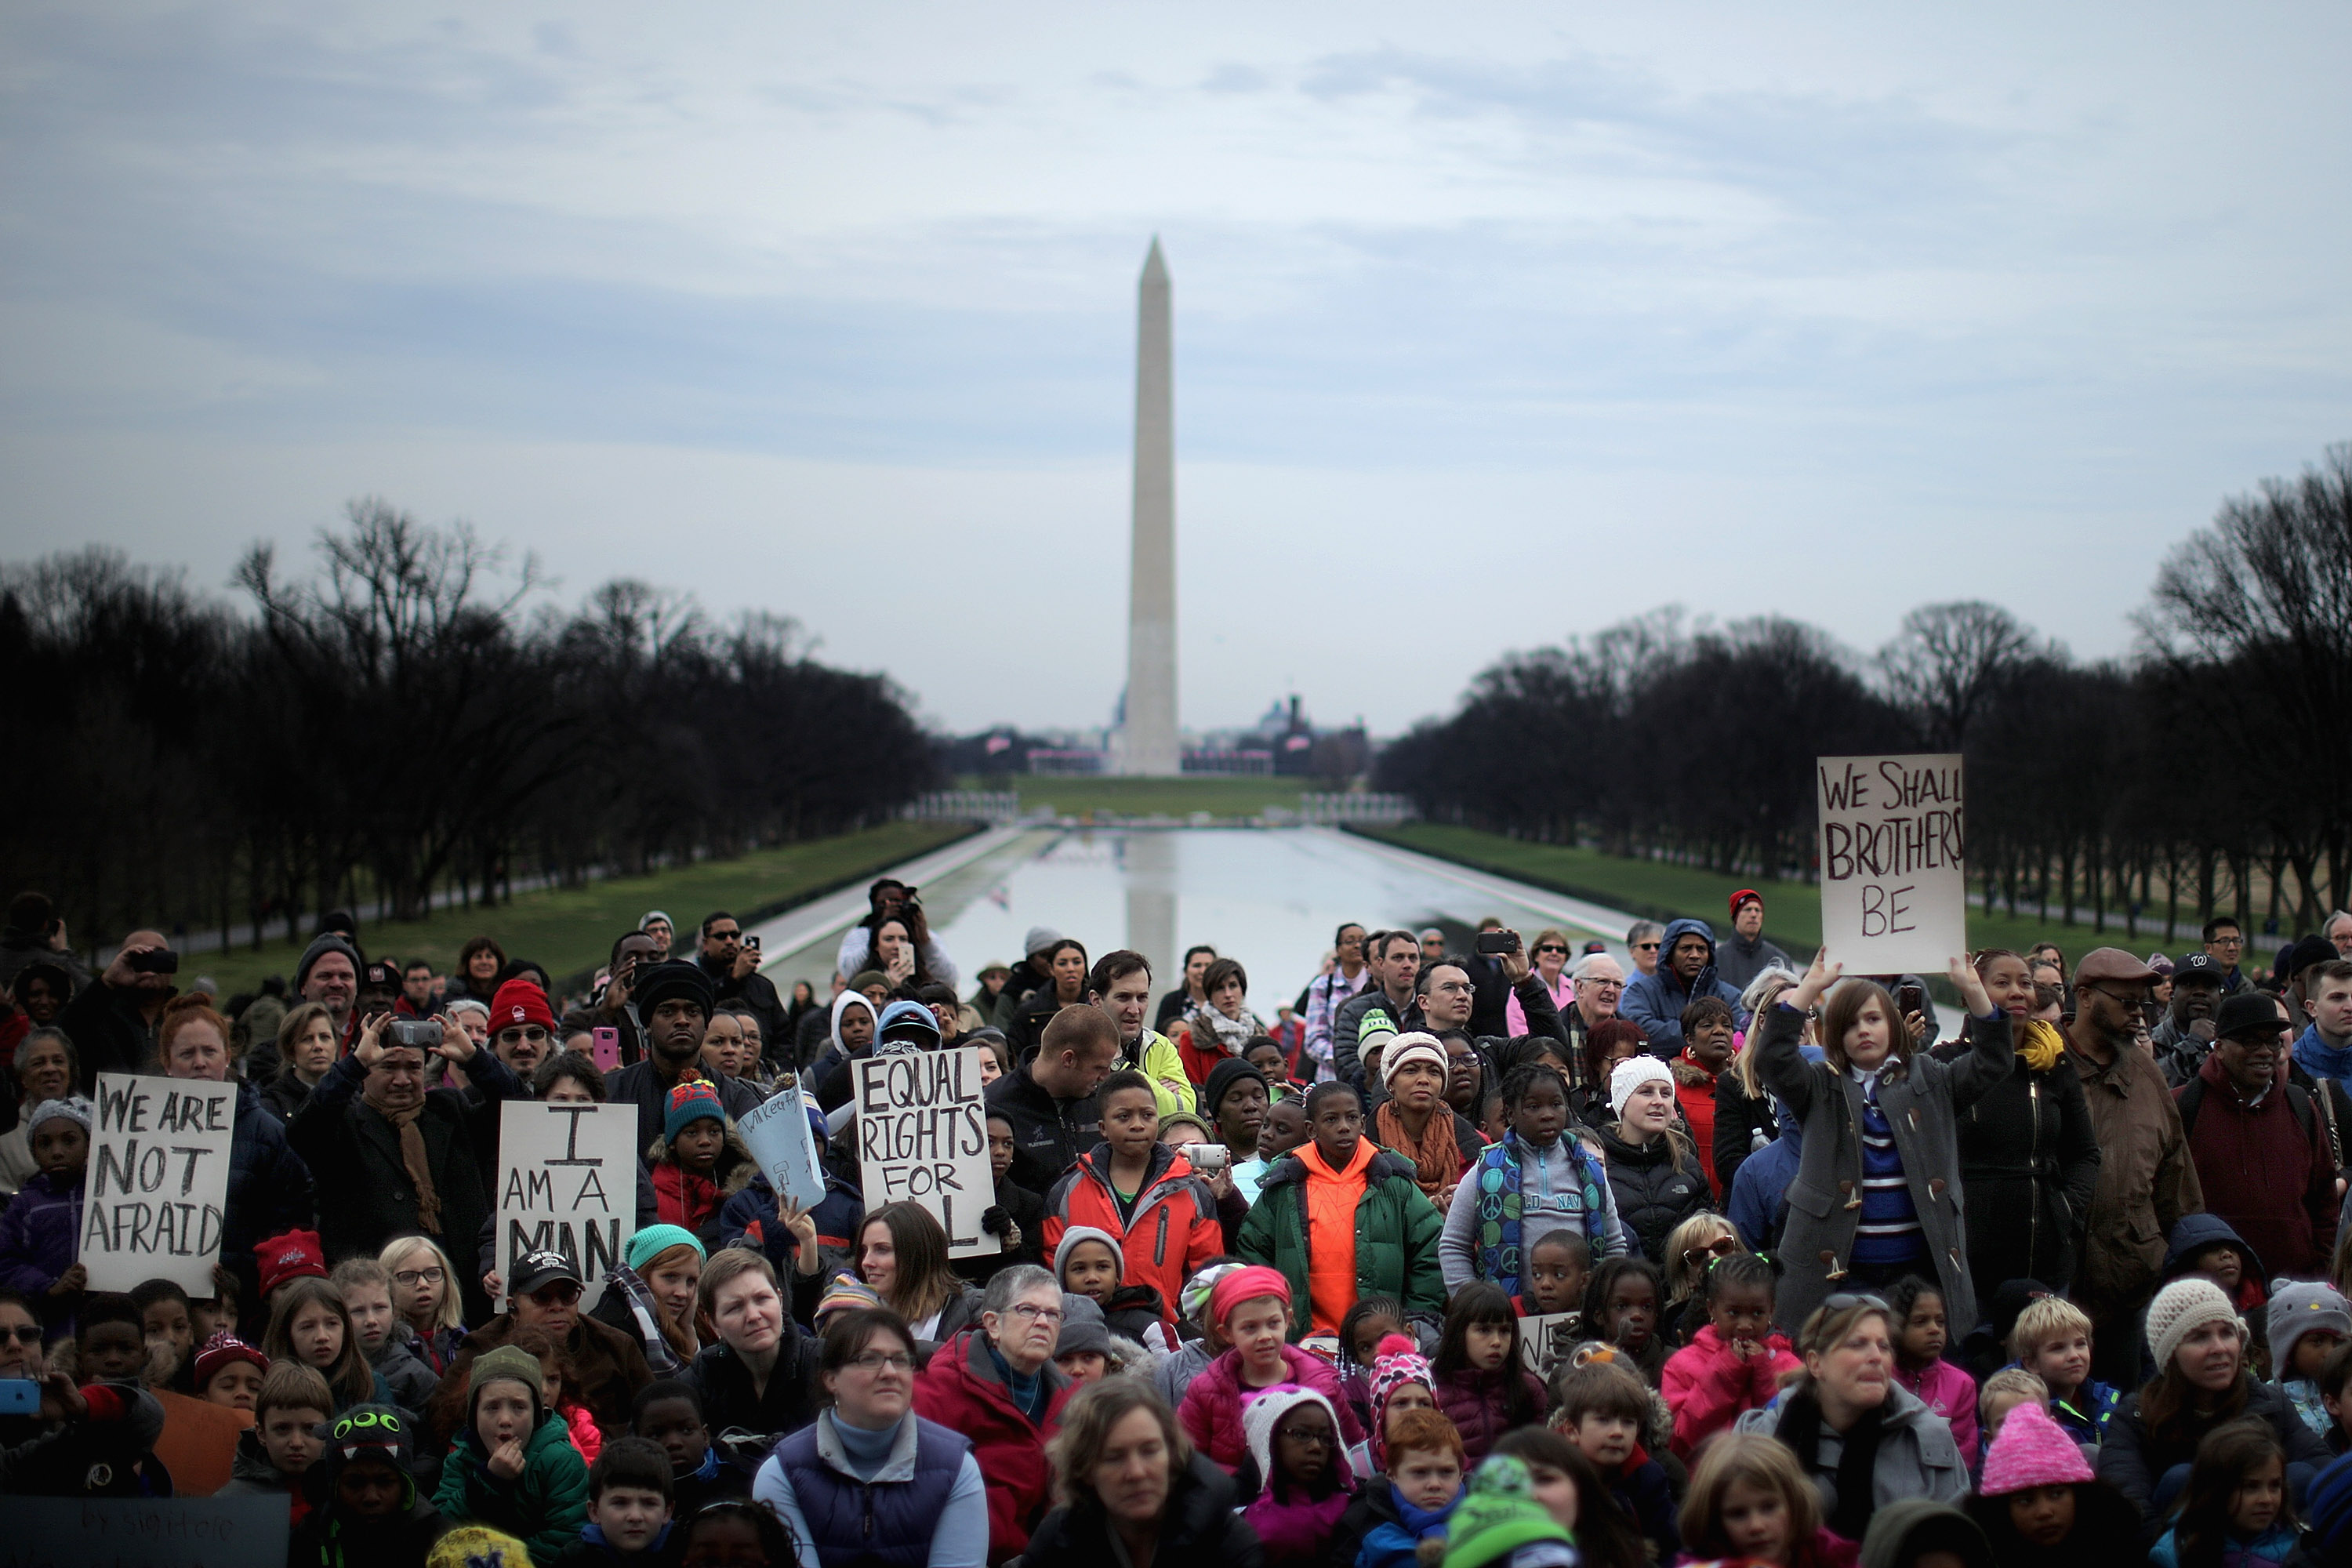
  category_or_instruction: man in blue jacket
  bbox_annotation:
[1619,918,1744,1057]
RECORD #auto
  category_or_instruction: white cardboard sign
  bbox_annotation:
[1816,753,1967,975]
[81,1073,236,1295]
[496,1101,638,1310]
[853,1047,999,1259]
[739,1082,829,1212]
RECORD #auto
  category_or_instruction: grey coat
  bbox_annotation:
[1733,1381,1970,1516]
[1751,1000,2013,1334]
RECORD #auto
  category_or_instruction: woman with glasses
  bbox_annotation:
[1504,930,1578,1039]
[913,1262,1079,1563]
[754,1307,992,1566]
[1024,1379,1261,1568]
[1732,1293,1969,1539]
[1661,1214,1745,1346]
[1752,949,2013,1341]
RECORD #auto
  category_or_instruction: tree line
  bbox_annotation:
[1376,442,2352,945]
[0,499,940,952]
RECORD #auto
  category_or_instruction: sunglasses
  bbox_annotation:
[1821,1292,1891,1316]
[528,1283,584,1306]
[1683,1236,1741,1265]
[0,1324,42,1345]
[1534,945,1569,956]
[1632,941,1661,952]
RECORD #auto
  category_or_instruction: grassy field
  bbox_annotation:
[1359,823,2181,968]
[956,774,1317,819]
[184,821,974,999]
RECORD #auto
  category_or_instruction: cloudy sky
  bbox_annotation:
[3,2,2347,735]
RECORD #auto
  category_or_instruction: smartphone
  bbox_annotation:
[0,1380,38,1417]
[1895,982,1928,1018]
[745,935,761,951]
[591,1027,621,1073]
[1475,930,1520,956]
[1189,1142,1229,1176]
[128,948,180,975]
[387,1018,441,1050]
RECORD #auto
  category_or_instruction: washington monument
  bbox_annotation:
[1120,237,1179,776]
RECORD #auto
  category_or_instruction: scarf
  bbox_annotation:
[604,1265,688,1377]
[2296,1023,2352,1083]
[2018,1018,2067,1073]
[1185,1000,1261,1058]
[652,1161,721,1234]
[378,1102,442,1235]
[1468,1131,1612,1297]
[1775,1385,1886,1542]
[1374,1099,1462,1203]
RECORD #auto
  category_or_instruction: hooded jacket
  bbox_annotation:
[1930,1025,2100,1298]
[645,1122,761,1253]
[984,1055,1099,1195]
[1176,1344,1365,1473]
[1236,1146,1446,1337]
[1592,1122,1713,1265]
[0,1167,82,1335]
[1857,1500,1992,1568]
[1042,1142,1222,1322]
[2096,1374,2332,1533]
[1620,920,1747,1056]
[1734,1381,1971,1518]
[1120,1025,1199,1116]
[434,1395,590,1565]
[808,991,880,1112]
[1663,1323,1803,1457]
[1432,1362,1548,1465]
[909,1327,1076,1564]
[1021,1450,1262,1568]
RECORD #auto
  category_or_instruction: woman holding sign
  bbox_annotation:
[1751,949,2015,1338]
[154,995,315,1308]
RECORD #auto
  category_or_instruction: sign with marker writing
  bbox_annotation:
[496,1101,637,1312]
[855,1047,998,1259]
[81,1073,234,1295]
[1519,1312,1584,1378]
[739,1082,829,1212]
[1817,753,1966,975]
[4,1494,291,1568]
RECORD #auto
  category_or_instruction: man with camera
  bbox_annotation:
[695,911,788,1054]
[60,927,179,1088]
[561,929,663,1069]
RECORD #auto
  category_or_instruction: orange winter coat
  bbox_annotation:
[1041,1142,1223,1321]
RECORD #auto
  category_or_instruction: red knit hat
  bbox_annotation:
[256,1227,328,1299]
[1730,889,1762,916]
[489,977,557,1036]
[193,1330,269,1391]
[1207,1263,1292,1329]
[1978,1400,2093,1496]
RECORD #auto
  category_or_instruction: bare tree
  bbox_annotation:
[1877,601,2042,750]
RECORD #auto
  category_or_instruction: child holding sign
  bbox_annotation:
[0,1096,91,1339]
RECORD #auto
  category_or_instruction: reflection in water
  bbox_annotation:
[1121,832,1178,997]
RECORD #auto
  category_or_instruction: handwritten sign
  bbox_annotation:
[854,1047,998,1259]
[496,1101,637,1311]
[1816,753,1966,975]
[1519,1312,1584,1378]
[739,1082,828,1211]
[81,1073,234,1295]
[2,1494,289,1568]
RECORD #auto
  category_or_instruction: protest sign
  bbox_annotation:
[739,1083,828,1211]
[854,1047,997,1259]
[496,1101,637,1311]
[1817,753,1967,975]
[80,1073,234,1295]
[4,1491,290,1568]
[1519,1312,1584,1378]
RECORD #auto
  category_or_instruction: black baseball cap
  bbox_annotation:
[2173,953,2227,985]
[508,1250,581,1297]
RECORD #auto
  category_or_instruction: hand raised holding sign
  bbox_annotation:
[1949,955,1993,1019]
[775,1196,822,1276]
[1784,948,1843,1014]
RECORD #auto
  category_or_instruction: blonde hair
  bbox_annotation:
[1679,1433,1821,1558]
[2009,1297,2093,1363]
[1662,1214,1741,1305]
[1978,1367,2049,1425]
[378,1236,463,1332]
[1732,969,1802,1100]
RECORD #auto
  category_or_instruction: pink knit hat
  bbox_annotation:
[1978,1400,2092,1496]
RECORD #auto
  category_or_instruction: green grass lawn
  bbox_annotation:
[955,774,1317,819]
[187,821,974,999]
[1360,823,2173,969]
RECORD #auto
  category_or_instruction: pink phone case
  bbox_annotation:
[592,1027,620,1073]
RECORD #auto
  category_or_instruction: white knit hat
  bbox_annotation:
[2145,1276,2241,1371]
[1380,1032,1449,1089]
[1609,1054,1675,1120]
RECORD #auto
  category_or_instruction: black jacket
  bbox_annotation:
[60,980,165,1090]
[985,1058,1099,1194]
[259,1067,317,1123]
[954,1174,1044,1287]
[1711,1063,1779,1191]
[289,1048,524,1326]
[696,955,788,1061]
[1595,1123,1712,1266]
[1332,986,1423,1091]
[604,1058,764,1150]
[1024,1450,1264,1568]
[1323,1473,1401,1568]
[1931,1033,2101,1298]
[221,1076,321,1305]
[685,1331,822,1450]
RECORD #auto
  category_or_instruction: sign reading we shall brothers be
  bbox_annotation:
[854,1047,998,1260]
[81,1073,234,1295]
[1815,753,1967,975]
[496,1101,637,1312]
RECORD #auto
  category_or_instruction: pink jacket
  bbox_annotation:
[1178,1345,1366,1474]
[1244,1483,1354,1566]
[1661,1325,1802,1458]
[1894,1356,1978,1457]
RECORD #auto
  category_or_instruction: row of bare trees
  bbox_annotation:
[1377,442,2352,942]
[1,500,939,953]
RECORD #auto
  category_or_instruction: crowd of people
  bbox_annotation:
[4,879,2352,1568]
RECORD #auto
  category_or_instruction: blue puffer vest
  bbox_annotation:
[775,1412,969,1568]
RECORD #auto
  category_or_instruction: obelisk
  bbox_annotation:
[1121,237,1179,776]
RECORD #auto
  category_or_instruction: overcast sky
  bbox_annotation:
[4,3,2347,735]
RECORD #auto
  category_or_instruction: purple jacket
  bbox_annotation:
[1433,1364,1549,1465]
[1177,1345,1364,1474]
[0,1171,84,1335]
[1243,1481,1353,1566]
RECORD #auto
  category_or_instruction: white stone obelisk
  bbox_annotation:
[1120,238,1180,776]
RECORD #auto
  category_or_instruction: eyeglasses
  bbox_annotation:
[848,1351,915,1373]
[1683,1237,1741,1265]
[497,1026,551,1044]
[1003,1303,1064,1324]
[528,1283,585,1306]
[2209,935,2244,948]
[1584,979,1624,992]
[1632,942,1661,953]
[1534,946,1569,956]
[393,1267,445,1287]
[1276,1426,1334,1446]
[0,1324,42,1345]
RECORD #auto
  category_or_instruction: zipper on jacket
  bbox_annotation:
[1154,1206,1170,1266]
[2027,1076,2041,1273]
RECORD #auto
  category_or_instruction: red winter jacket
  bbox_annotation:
[1432,1364,1549,1465]
[1177,1344,1366,1474]
[911,1327,1076,1564]
[2176,1052,2342,1279]
[1661,1323,1802,1458]
[1041,1143,1222,1322]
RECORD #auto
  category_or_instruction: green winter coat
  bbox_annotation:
[433,1406,590,1566]
[1236,1145,1445,1338]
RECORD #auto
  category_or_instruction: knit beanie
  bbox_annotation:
[294,932,363,993]
[1609,1054,1675,1120]
[1241,1385,1356,1501]
[1443,1454,1574,1568]
[1209,1264,1292,1329]
[320,1403,416,1506]
[1976,1401,2093,1496]
[663,1080,727,1142]
[2269,1279,2352,1377]
[1056,1294,1112,1360]
[255,1228,328,1299]
[1381,1032,1449,1089]
[488,977,557,1036]
[25,1095,91,1136]
[815,1272,884,1323]
[625,1224,706,1273]
[2146,1276,2241,1371]
[1368,1330,1436,1470]
[191,1330,269,1391]
[1201,1057,1269,1125]
[468,1344,546,1410]
[428,1528,530,1568]
[1179,1261,1242,1329]
[633,960,716,1020]
[1053,1225,1126,1289]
